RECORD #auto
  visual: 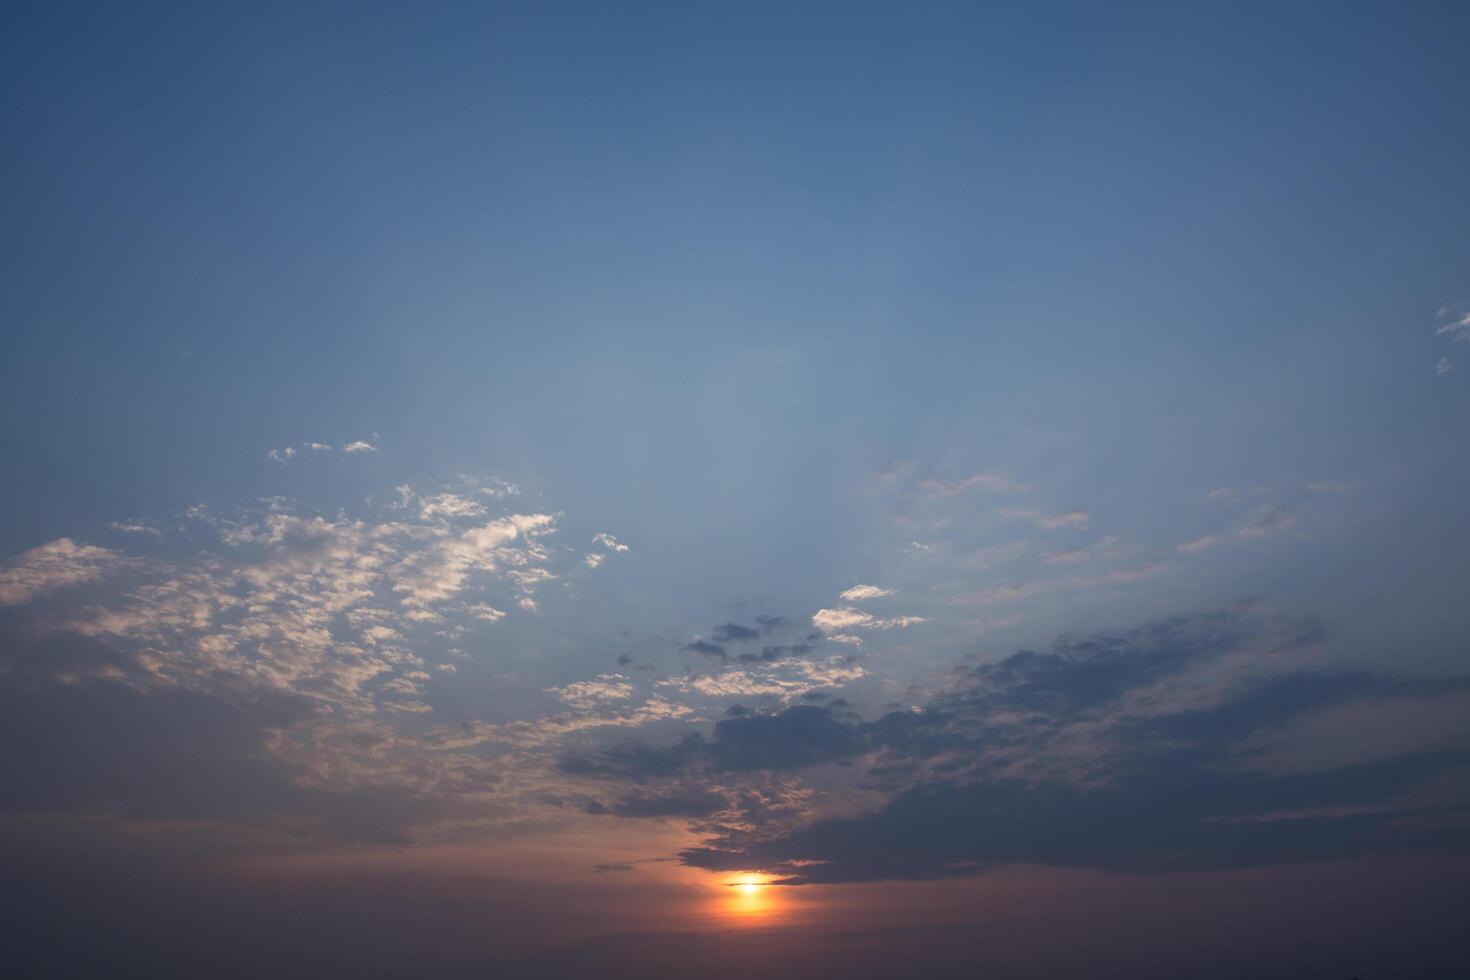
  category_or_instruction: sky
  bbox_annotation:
[2,2,1470,977]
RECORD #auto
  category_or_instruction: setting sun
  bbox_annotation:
[732,874,767,896]
[718,873,782,922]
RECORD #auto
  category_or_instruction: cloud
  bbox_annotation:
[811,607,926,631]
[0,481,629,832]
[0,539,126,606]
[418,493,487,520]
[108,521,161,538]
[1000,509,1089,530]
[656,609,1470,884]
[1040,547,1089,565]
[1036,510,1089,530]
[811,607,871,631]
[1436,355,1454,376]
[916,473,1025,498]
[1179,502,1301,556]
[1237,504,1296,539]
[341,441,378,453]
[585,533,629,570]
[712,623,761,643]
[1305,480,1355,495]
[840,584,893,602]
[547,674,636,710]
[1434,310,1470,341]
[656,657,864,703]
[681,640,728,658]
[466,602,506,622]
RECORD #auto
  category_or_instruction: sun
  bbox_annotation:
[733,874,765,896]
[720,873,779,921]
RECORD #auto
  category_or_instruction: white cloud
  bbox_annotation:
[0,538,126,606]
[591,532,629,553]
[267,447,297,462]
[390,513,557,609]
[109,521,161,538]
[1436,356,1454,376]
[1434,311,1470,341]
[342,440,378,453]
[29,491,573,717]
[811,607,926,631]
[418,493,486,520]
[478,479,521,499]
[584,553,605,569]
[1177,534,1223,554]
[547,674,635,709]
[840,584,893,602]
[658,657,865,702]
[812,607,872,631]
[438,697,694,748]
[466,603,506,622]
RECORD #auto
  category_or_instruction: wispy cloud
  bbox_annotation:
[1177,534,1224,554]
[917,472,1026,498]
[1001,508,1089,530]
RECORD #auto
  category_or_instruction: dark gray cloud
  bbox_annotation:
[712,623,760,643]
[680,640,727,658]
[0,626,501,847]
[738,643,816,663]
[573,609,1470,883]
[608,787,728,818]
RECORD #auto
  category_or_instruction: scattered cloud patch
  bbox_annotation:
[0,539,127,606]
[548,674,636,710]
[591,532,629,553]
[839,584,893,602]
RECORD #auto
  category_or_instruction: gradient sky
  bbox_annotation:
[3,2,1470,977]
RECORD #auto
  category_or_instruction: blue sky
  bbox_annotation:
[3,3,1469,977]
